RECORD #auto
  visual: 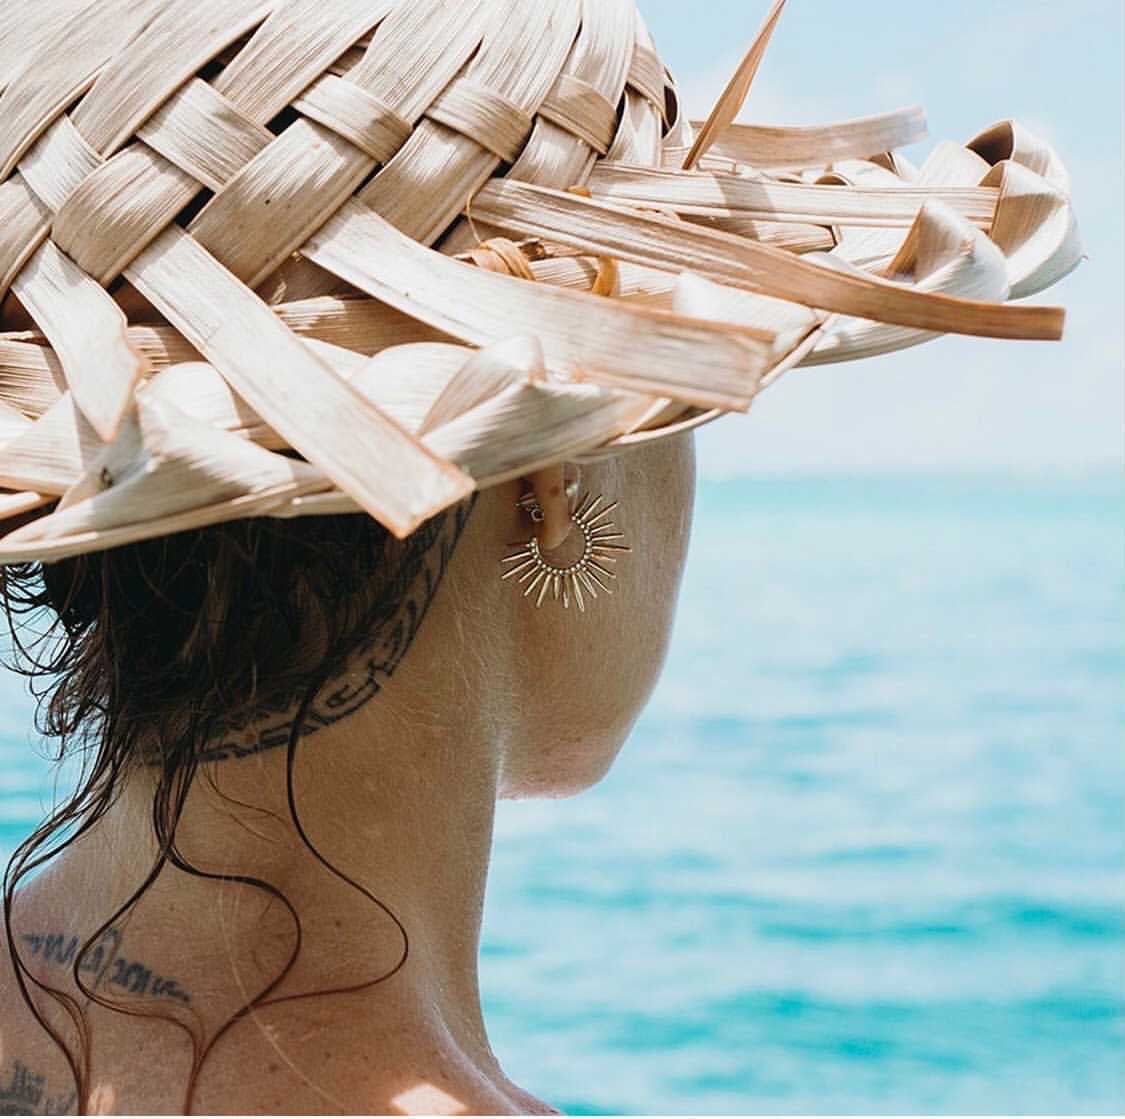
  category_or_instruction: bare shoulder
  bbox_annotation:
[0,946,80,1116]
[0,1051,77,1117]
[185,1010,564,1116]
[1,889,558,1115]
[0,953,559,1116]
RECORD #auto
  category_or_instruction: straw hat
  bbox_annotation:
[0,0,1082,563]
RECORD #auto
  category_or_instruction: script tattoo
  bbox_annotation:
[2,928,192,1113]
[198,495,477,763]
[0,1060,76,1115]
[20,926,191,1005]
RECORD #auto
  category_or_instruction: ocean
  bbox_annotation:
[2,471,1123,1114]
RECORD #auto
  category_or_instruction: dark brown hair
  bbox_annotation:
[0,494,478,1113]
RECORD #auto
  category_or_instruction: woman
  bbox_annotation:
[0,437,695,1115]
[0,0,1078,1113]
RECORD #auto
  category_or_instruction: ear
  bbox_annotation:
[523,463,571,551]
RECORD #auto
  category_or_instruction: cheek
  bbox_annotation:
[500,433,697,800]
[625,429,698,582]
[610,430,698,688]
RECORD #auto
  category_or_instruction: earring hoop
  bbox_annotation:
[501,491,630,611]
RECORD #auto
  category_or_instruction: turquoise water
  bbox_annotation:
[2,472,1123,1114]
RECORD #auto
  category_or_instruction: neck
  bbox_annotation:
[15,649,515,1108]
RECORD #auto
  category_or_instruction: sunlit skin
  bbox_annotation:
[0,432,697,1115]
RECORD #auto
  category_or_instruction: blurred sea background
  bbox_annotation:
[2,470,1122,1114]
[2,0,1122,1114]
[480,469,1125,1115]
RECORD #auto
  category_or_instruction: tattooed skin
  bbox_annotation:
[20,925,191,1005]
[195,494,477,764]
[0,497,480,1111]
[0,1060,76,1115]
[1,926,190,1113]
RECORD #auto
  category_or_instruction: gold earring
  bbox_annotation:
[501,490,630,612]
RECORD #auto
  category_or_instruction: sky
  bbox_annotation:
[635,0,1123,476]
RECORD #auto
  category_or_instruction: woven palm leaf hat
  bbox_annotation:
[0,0,1082,566]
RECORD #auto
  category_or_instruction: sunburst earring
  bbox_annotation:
[501,489,631,612]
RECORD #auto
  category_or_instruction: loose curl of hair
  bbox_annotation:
[0,494,478,1113]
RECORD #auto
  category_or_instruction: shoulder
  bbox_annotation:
[187,1009,562,1115]
[0,946,80,1115]
[0,957,557,1116]
[0,893,558,1115]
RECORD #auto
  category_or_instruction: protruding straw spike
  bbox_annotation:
[683,0,788,170]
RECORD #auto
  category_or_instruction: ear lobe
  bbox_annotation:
[524,463,571,551]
